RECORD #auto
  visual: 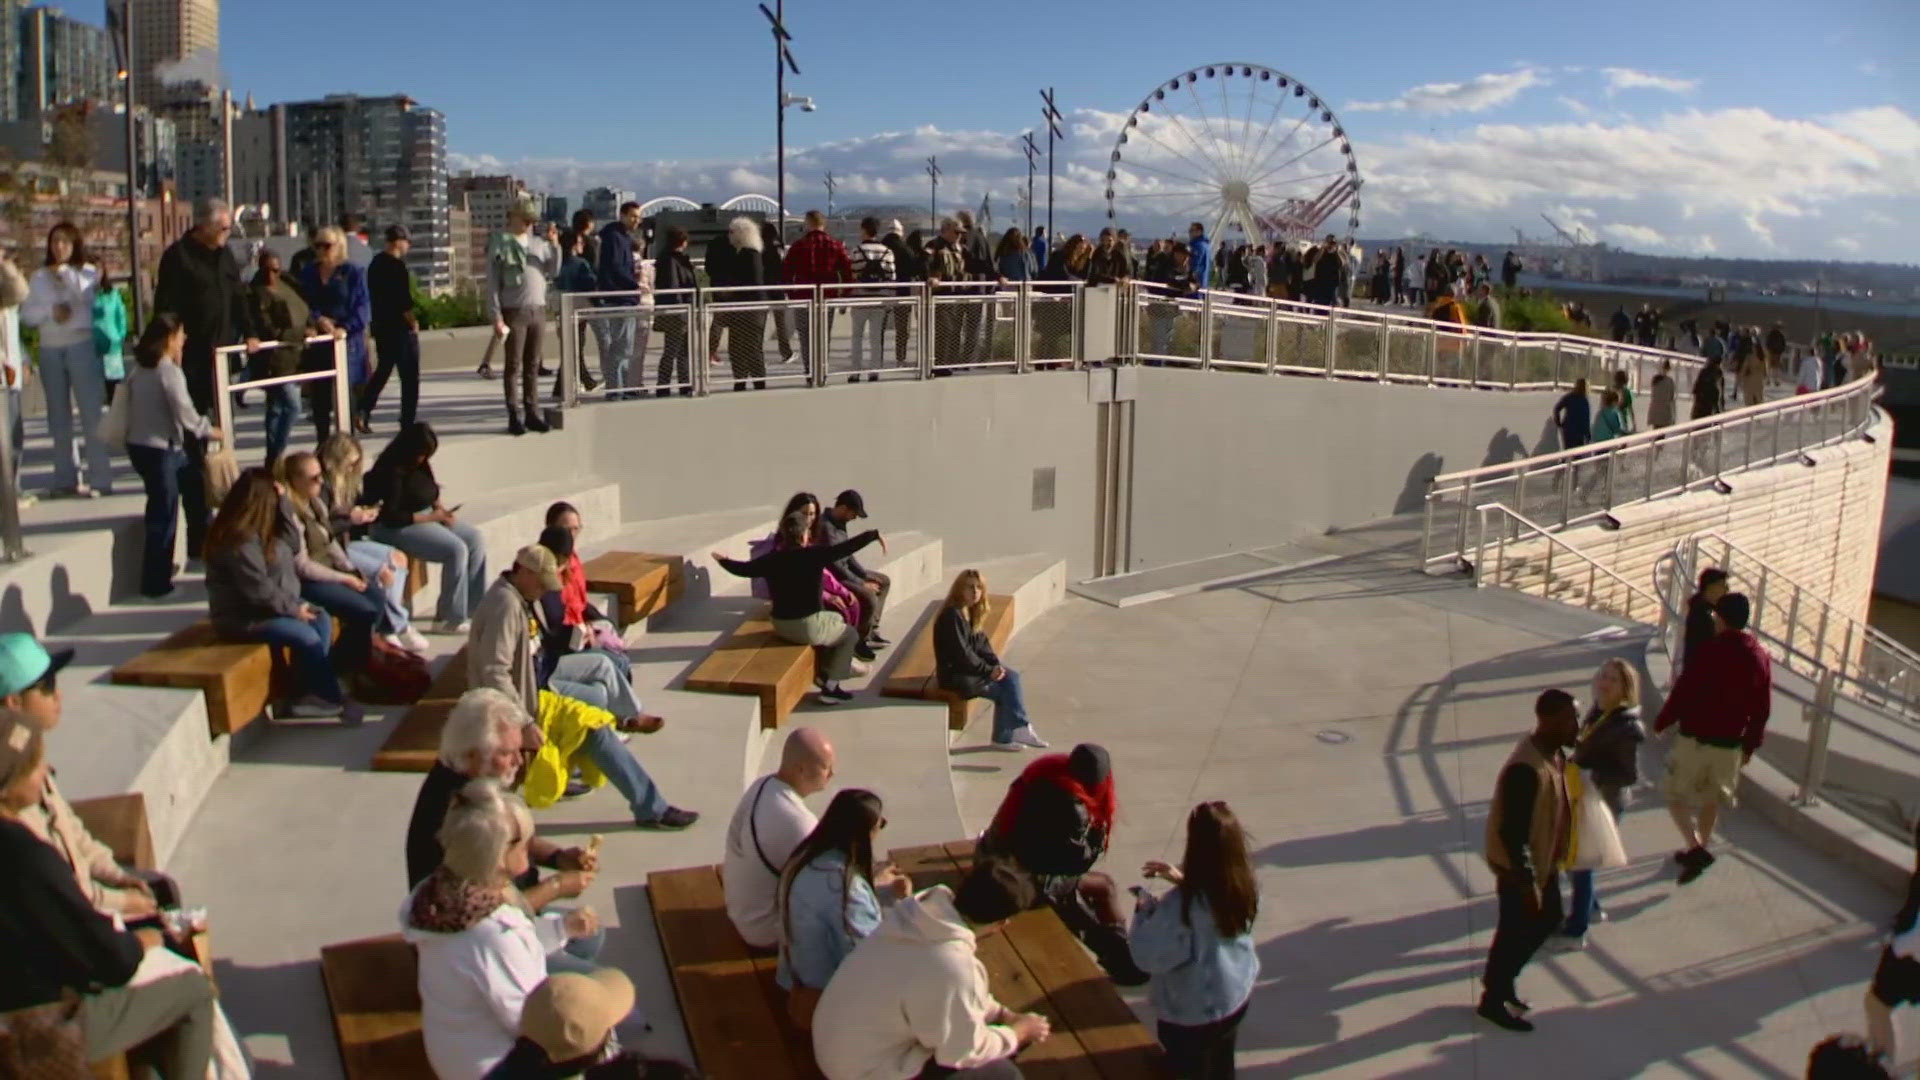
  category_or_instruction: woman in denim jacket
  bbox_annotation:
[775,789,910,1024]
[1131,801,1260,1079]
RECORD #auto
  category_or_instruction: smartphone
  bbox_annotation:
[446,503,463,514]
[1128,885,1148,900]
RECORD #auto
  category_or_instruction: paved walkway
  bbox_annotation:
[952,543,1903,1078]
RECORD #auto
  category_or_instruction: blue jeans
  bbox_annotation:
[38,339,113,492]
[549,650,642,719]
[579,725,668,823]
[126,443,187,597]
[262,383,298,465]
[1564,869,1601,936]
[299,578,379,672]
[371,519,488,623]
[345,540,411,633]
[984,668,1031,743]
[247,612,342,703]
[545,924,607,975]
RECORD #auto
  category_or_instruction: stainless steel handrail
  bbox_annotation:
[1470,501,1660,622]
[212,333,348,448]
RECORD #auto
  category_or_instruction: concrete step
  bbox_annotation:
[411,478,623,618]
[593,506,776,602]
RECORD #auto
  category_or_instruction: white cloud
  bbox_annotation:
[1347,69,1544,115]
[1556,96,1592,117]
[1859,60,1884,77]
[1831,237,1863,253]
[1601,67,1699,95]
[452,102,1920,261]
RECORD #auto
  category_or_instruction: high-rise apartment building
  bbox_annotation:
[282,94,449,291]
[583,187,636,223]
[128,0,218,107]
[16,5,117,118]
[1,0,24,121]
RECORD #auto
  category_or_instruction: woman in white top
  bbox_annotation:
[18,223,112,497]
[401,778,600,1080]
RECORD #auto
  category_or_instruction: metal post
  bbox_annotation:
[1796,670,1836,805]
[1377,320,1389,381]
[213,346,234,447]
[331,337,351,432]
[691,291,711,396]
[918,281,934,379]
[1454,476,1476,570]
[558,291,577,409]
[0,390,28,561]
[810,285,827,387]
[1015,281,1032,375]
[115,0,143,324]
[1199,289,1214,370]
[1425,325,1437,385]
[1323,311,1337,376]
[1265,304,1279,375]
[1468,330,1480,388]
[774,0,785,235]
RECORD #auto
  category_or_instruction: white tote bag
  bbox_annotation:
[1569,778,1628,871]
[96,384,130,452]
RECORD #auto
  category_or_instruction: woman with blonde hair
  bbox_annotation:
[1554,657,1645,950]
[296,224,371,438]
[279,447,425,653]
[934,569,1044,750]
[403,778,601,1080]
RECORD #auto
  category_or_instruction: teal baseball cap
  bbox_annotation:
[0,634,73,697]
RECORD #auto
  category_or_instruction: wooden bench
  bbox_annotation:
[402,553,429,607]
[684,609,816,730]
[647,864,819,1079]
[879,596,1016,731]
[581,550,685,627]
[109,619,344,736]
[889,841,1167,1079]
[370,646,470,772]
[319,934,431,1079]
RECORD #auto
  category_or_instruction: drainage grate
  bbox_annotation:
[1032,467,1056,511]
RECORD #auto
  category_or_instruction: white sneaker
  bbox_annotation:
[432,620,471,635]
[989,739,1023,752]
[394,626,431,653]
[1008,727,1050,749]
[848,659,870,677]
[286,695,343,719]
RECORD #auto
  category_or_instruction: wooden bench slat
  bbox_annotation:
[974,921,1103,1079]
[109,622,275,736]
[879,598,1015,731]
[647,867,805,1080]
[686,612,815,729]
[370,648,470,773]
[319,933,431,1080]
[999,910,1167,1077]
[581,551,685,626]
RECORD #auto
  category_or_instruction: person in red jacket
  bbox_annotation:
[781,210,851,379]
[1654,592,1771,884]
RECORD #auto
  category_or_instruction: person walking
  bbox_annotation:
[1552,378,1591,452]
[955,210,996,363]
[1552,659,1644,950]
[1186,223,1212,293]
[245,249,312,466]
[1131,801,1260,1078]
[123,315,221,599]
[653,227,698,397]
[1611,370,1637,433]
[1653,592,1771,884]
[20,223,113,498]
[153,197,261,560]
[594,202,643,397]
[707,217,768,392]
[847,218,897,383]
[296,225,371,442]
[360,225,421,432]
[1031,226,1049,272]
[0,247,26,502]
[1864,817,1920,1069]
[925,219,970,373]
[1478,689,1578,1033]
[783,211,852,379]
[486,207,560,435]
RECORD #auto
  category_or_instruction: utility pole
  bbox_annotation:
[1040,88,1064,242]
[926,156,940,231]
[109,0,142,324]
[1020,131,1039,239]
[760,3,799,238]
[824,170,835,220]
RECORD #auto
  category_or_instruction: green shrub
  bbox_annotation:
[412,282,487,330]
[1497,287,1596,337]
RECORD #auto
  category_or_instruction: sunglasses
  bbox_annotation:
[314,241,335,250]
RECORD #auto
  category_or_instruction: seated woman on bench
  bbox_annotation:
[275,467,382,685]
[542,501,625,654]
[205,468,363,723]
[776,789,910,1027]
[403,777,603,1080]
[365,422,489,635]
[536,526,662,734]
[757,493,868,649]
[0,712,220,1079]
[306,437,429,654]
[714,510,883,707]
[934,569,1046,751]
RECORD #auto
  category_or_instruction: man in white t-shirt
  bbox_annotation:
[724,726,835,948]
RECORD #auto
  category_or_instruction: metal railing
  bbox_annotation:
[1470,501,1661,623]
[1421,369,1883,572]
[212,333,351,445]
[556,279,1087,405]
[1663,531,1919,726]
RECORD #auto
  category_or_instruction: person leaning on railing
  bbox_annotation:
[296,225,372,442]
[123,315,222,600]
[246,248,315,467]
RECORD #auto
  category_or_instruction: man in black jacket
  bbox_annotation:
[153,197,260,559]
[653,227,699,397]
[955,209,995,363]
[819,490,890,660]
[359,225,420,432]
[1683,568,1730,665]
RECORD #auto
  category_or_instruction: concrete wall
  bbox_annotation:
[1124,368,1566,569]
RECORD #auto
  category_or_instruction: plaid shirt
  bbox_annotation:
[783,230,853,297]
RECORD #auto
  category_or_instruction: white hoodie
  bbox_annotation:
[19,263,98,350]
[810,885,1019,1080]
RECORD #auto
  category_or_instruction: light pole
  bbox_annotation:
[107,0,141,325]
[1020,131,1039,239]
[1040,88,1064,243]
[824,170,835,220]
[926,156,940,230]
[760,3,800,237]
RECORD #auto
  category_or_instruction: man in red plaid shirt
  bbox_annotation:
[782,210,852,378]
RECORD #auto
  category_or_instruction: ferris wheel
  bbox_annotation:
[1105,64,1363,248]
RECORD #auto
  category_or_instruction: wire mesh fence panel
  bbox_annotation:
[1332,321,1379,376]
[1514,341,1559,387]
[1031,292,1077,365]
[1386,325,1429,379]
[1212,305,1268,369]
[1431,332,1471,383]
[1273,318,1324,373]
[1140,298,1204,365]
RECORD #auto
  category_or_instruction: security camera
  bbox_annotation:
[782,93,817,112]
[800,98,817,112]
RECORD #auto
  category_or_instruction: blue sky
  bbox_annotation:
[203,0,1916,260]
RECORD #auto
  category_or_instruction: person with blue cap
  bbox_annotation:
[1,632,175,917]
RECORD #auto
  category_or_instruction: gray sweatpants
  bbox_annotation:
[84,969,217,1077]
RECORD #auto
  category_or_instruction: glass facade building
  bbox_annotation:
[284,94,450,291]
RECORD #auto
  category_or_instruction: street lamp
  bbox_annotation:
[761,3,802,238]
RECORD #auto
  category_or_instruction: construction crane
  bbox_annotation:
[1535,213,1601,281]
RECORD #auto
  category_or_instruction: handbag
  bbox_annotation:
[0,998,90,1079]
[1568,772,1628,871]
[203,438,240,506]
[96,384,130,451]
[352,637,432,705]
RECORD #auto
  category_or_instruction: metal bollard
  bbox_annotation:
[1794,669,1836,806]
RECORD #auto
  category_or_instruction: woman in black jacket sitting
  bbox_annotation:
[0,712,217,1077]
[1556,657,1645,949]
[714,512,881,706]
[933,569,1045,750]
[365,422,488,634]
[206,468,361,723]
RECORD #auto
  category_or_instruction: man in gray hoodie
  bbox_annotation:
[486,206,560,436]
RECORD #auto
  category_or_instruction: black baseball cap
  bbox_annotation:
[834,490,867,518]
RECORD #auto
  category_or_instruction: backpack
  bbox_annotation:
[855,244,893,287]
[351,638,433,705]
[488,232,527,291]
